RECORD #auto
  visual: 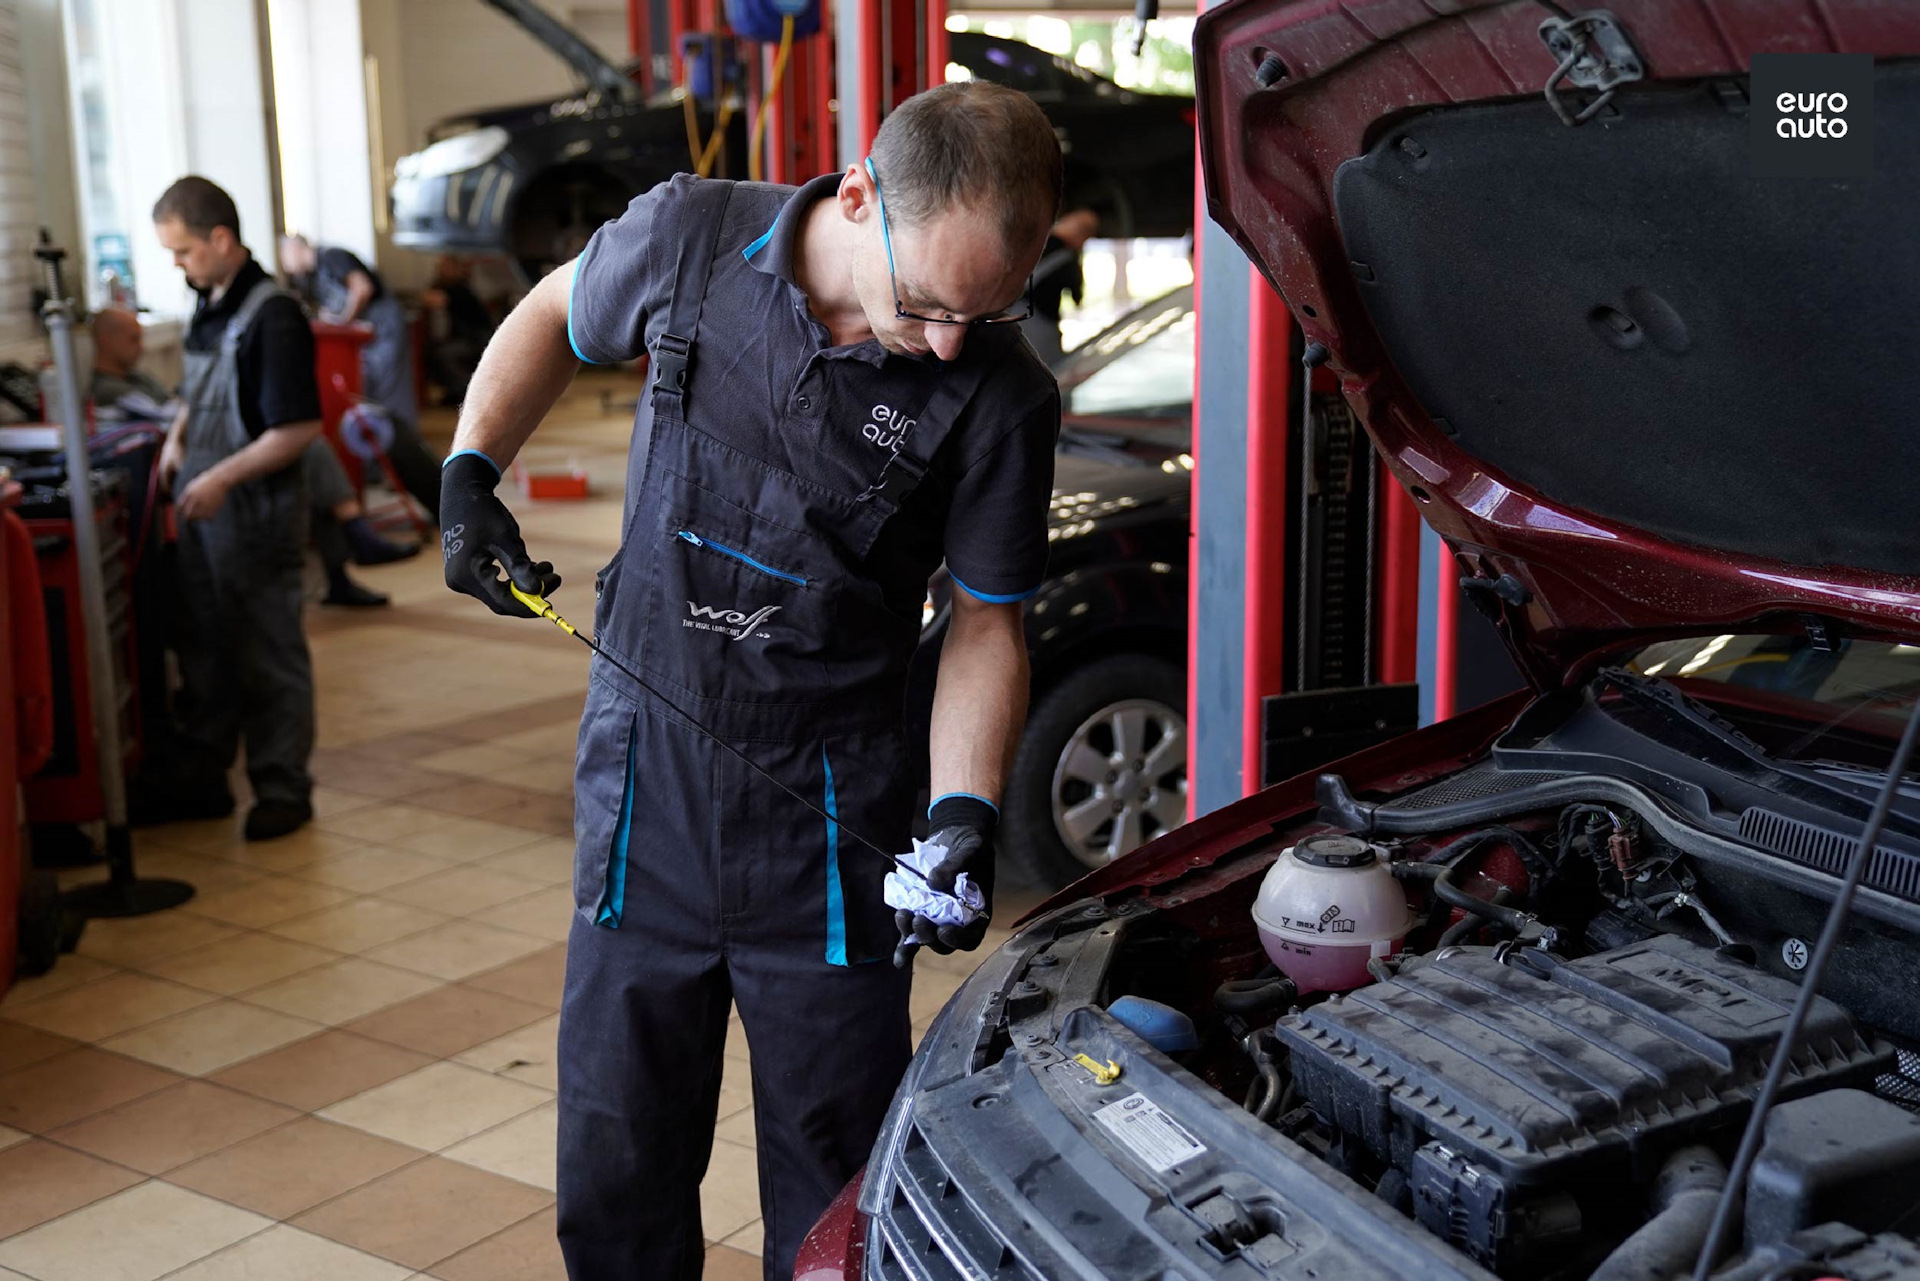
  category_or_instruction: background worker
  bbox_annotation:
[306,440,419,607]
[278,234,443,515]
[89,306,171,411]
[441,81,1062,1280]
[94,300,413,603]
[146,176,319,841]
[1020,205,1100,366]
[420,254,496,406]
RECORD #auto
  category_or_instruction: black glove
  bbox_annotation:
[893,794,998,968]
[440,450,561,618]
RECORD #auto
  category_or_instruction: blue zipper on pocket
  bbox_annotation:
[674,530,807,586]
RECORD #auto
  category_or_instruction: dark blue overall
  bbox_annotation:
[556,180,989,1279]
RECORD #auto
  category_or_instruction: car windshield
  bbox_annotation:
[1629,633,1920,771]
[1063,303,1194,419]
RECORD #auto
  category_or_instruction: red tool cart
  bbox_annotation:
[21,471,140,828]
[314,319,431,535]
[2,477,56,993]
[314,318,372,482]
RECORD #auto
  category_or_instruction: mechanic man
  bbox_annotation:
[278,235,442,514]
[1020,205,1100,366]
[148,176,318,840]
[89,306,171,412]
[441,81,1061,1280]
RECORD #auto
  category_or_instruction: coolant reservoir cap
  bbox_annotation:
[1293,835,1377,868]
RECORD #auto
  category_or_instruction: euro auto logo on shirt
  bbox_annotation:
[1750,53,1874,179]
[865,403,915,450]
[685,601,781,642]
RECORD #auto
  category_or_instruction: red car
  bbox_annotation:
[801,3,1920,1279]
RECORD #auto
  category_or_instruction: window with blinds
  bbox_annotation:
[0,0,41,351]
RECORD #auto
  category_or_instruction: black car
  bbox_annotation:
[389,0,741,281]
[389,2,1195,280]
[910,287,1198,891]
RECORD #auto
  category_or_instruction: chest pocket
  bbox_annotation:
[637,466,845,707]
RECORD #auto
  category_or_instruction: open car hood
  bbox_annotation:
[1194,0,1920,687]
[479,0,635,99]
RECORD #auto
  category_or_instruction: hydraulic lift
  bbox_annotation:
[630,0,945,186]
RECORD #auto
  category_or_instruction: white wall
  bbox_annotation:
[358,0,410,283]
[393,1,620,147]
[3,0,84,362]
[178,0,274,257]
[78,0,192,317]
[59,0,274,318]
[17,0,80,285]
[269,0,375,259]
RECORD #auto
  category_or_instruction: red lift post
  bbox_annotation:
[851,0,939,158]
[762,0,837,183]
[627,0,654,92]
[1240,269,1290,797]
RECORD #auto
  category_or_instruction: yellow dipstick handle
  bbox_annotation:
[511,583,577,636]
[1071,1054,1122,1086]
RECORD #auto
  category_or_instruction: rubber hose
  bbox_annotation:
[1214,977,1297,1023]
[1395,858,1535,935]
[1436,886,1516,949]
[1589,1146,1729,1281]
[1424,825,1556,897]
[1250,1042,1285,1123]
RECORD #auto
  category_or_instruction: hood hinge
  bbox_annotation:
[1538,10,1645,126]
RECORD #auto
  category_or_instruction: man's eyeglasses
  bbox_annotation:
[864,157,1033,328]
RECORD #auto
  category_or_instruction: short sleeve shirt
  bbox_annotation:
[184,257,321,440]
[568,175,1059,615]
[313,247,384,316]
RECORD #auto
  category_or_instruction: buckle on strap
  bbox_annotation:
[651,334,693,396]
[858,447,928,505]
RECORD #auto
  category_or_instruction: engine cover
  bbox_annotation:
[1278,935,1890,1188]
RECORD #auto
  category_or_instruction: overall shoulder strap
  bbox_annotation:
[857,354,992,510]
[222,278,285,354]
[649,179,737,417]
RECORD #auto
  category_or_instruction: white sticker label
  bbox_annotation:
[1093,1092,1207,1174]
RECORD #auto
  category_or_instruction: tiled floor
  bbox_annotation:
[0,372,1026,1280]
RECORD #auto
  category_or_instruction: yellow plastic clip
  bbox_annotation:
[1071,1053,1122,1086]
[509,583,578,636]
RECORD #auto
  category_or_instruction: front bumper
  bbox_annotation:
[389,165,513,252]
[795,1171,869,1281]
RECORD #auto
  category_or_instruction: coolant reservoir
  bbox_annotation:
[1250,835,1414,994]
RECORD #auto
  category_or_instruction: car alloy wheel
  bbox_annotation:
[1050,697,1189,869]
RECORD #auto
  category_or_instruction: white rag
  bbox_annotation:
[882,838,986,929]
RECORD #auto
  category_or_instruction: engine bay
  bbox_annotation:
[1067,781,1920,1281]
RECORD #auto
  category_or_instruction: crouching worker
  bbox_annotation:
[144,176,319,841]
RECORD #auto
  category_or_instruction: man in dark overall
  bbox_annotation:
[440,82,1061,1279]
[278,235,443,514]
[149,177,319,840]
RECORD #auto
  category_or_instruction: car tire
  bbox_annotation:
[1003,654,1188,891]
